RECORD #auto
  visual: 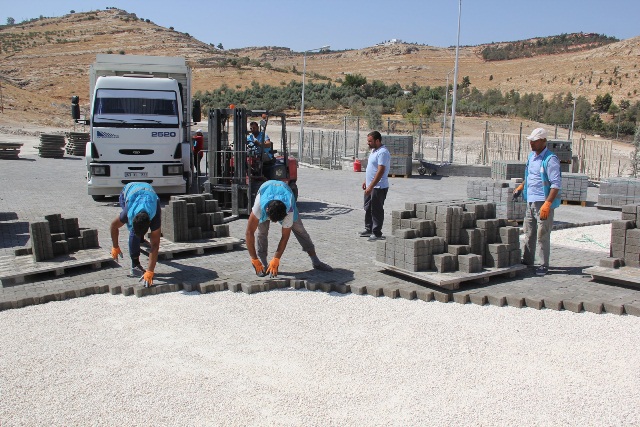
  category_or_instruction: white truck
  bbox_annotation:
[72,54,201,200]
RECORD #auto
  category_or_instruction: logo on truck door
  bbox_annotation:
[151,132,177,137]
[96,131,119,138]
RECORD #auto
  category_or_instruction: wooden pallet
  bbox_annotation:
[583,266,640,289]
[562,200,587,207]
[374,261,526,290]
[0,249,113,285]
[388,174,411,178]
[594,203,622,211]
[140,236,242,260]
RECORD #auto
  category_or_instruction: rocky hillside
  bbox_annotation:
[1,7,639,127]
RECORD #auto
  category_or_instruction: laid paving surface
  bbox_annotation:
[1,146,639,315]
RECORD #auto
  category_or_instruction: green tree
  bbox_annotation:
[6,17,15,25]
[593,93,612,112]
[343,73,367,87]
[217,43,224,50]
[632,125,640,177]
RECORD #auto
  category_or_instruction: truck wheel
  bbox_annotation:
[418,166,426,176]
[91,195,106,201]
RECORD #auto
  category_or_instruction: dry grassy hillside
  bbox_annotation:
[1,7,639,129]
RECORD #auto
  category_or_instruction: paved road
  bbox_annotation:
[1,136,639,315]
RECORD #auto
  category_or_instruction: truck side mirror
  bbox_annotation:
[192,99,201,123]
[71,95,80,120]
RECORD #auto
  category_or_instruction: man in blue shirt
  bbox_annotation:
[245,180,333,277]
[360,131,391,241]
[110,182,162,286]
[513,128,562,276]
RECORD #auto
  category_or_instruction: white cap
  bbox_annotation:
[196,129,202,133]
[526,127,547,141]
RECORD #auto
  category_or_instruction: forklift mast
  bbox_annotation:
[202,108,293,217]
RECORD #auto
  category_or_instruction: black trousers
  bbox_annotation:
[364,187,388,237]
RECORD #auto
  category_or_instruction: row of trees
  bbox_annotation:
[196,75,640,138]
[481,33,618,61]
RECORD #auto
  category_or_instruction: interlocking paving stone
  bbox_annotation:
[603,301,626,315]
[433,290,450,303]
[562,299,584,313]
[469,293,487,305]
[487,294,506,307]
[582,301,604,314]
[452,293,470,304]
[506,295,525,308]
[624,303,640,317]
[544,298,564,311]
[415,289,434,302]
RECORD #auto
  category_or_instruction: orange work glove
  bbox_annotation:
[111,246,123,262]
[539,201,552,220]
[139,270,154,287]
[251,258,265,276]
[266,257,280,278]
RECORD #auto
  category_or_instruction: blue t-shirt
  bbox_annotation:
[366,145,391,189]
[119,183,161,231]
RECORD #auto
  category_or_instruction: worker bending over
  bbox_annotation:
[110,182,161,287]
[245,180,333,277]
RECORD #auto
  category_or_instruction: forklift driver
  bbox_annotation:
[247,121,275,177]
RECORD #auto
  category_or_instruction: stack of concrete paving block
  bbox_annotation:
[598,178,640,207]
[547,139,573,172]
[21,214,99,261]
[380,200,521,274]
[466,179,526,221]
[606,204,640,268]
[162,194,228,242]
[491,160,526,180]
[561,173,589,202]
[384,135,413,177]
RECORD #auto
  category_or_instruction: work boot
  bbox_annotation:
[535,265,548,276]
[359,229,372,237]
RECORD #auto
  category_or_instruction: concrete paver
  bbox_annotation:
[1,139,639,314]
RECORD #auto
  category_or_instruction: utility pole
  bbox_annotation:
[449,0,462,163]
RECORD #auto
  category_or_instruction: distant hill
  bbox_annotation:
[1,7,639,127]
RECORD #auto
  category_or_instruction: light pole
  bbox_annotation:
[441,69,454,164]
[569,80,583,140]
[449,0,462,163]
[299,45,330,157]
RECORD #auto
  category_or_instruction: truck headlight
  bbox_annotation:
[163,164,183,175]
[90,165,110,176]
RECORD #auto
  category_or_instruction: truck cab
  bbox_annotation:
[72,54,199,200]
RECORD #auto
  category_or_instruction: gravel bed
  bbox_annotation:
[550,224,612,252]
[1,290,639,426]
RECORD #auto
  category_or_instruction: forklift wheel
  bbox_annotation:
[418,167,427,176]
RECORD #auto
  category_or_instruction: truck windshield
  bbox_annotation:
[93,89,179,127]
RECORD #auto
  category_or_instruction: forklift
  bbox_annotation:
[201,107,298,217]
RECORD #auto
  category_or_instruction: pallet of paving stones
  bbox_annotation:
[582,266,640,290]
[65,132,89,156]
[0,249,114,286]
[0,142,23,160]
[140,236,242,260]
[374,261,526,290]
[37,134,66,158]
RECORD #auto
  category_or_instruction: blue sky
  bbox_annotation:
[3,0,639,52]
